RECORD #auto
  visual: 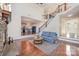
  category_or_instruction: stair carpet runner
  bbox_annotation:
[0,38,4,56]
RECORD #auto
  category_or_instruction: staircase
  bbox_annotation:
[0,7,3,56]
[38,3,79,39]
[0,22,6,56]
[0,4,12,56]
[38,3,67,33]
[0,39,4,56]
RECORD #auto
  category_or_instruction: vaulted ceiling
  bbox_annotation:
[34,3,62,14]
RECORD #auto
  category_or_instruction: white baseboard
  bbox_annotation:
[13,35,35,40]
[58,37,79,44]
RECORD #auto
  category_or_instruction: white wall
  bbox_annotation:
[8,3,43,39]
[8,3,79,39]
[42,14,60,36]
[41,4,79,36]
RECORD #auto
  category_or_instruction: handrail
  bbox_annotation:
[38,3,67,33]
[39,20,47,32]
[57,3,67,13]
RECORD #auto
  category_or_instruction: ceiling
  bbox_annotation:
[60,4,79,18]
[21,16,42,25]
[35,3,62,14]
[35,3,61,8]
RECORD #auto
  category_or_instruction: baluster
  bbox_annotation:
[58,5,60,13]
[64,3,67,11]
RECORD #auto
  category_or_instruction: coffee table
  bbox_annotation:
[34,39,42,44]
[34,35,43,44]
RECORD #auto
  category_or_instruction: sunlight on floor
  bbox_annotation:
[66,44,71,56]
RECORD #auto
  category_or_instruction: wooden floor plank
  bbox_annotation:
[18,40,79,56]
[20,40,47,56]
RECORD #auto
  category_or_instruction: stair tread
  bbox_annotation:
[0,43,3,45]
[0,44,4,46]
[0,42,3,44]
[0,47,3,49]
[0,52,3,56]
[0,51,2,52]
[0,48,3,51]
[0,40,4,41]
[0,41,4,42]
[0,47,3,50]
[0,45,3,46]
[0,43,4,44]
[0,39,4,40]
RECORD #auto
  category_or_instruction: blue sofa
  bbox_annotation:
[41,31,57,43]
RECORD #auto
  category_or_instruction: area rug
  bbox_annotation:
[15,38,59,56]
[30,40,59,55]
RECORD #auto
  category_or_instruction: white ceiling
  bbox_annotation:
[61,4,79,17]
[21,16,42,23]
[35,3,61,8]
[34,3,62,14]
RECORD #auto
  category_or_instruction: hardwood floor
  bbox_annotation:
[19,40,47,56]
[50,41,79,56]
[50,43,66,56]
[18,40,79,56]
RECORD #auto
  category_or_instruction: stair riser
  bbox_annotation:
[0,42,4,46]
[0,51,3,56]
[0,40,3,42]
[0,39,4,41]
[0,53,2,56]
[0,46,3,49]
[0,49,3,52]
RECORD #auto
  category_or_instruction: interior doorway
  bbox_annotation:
[60,17,79,38]
[32,26,36,34]
[21,16,41,36]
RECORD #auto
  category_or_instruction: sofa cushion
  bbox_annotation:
[42,31,49,36]
[42,32,57,37]
[49,32,57,37]
[41,31,57,43]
